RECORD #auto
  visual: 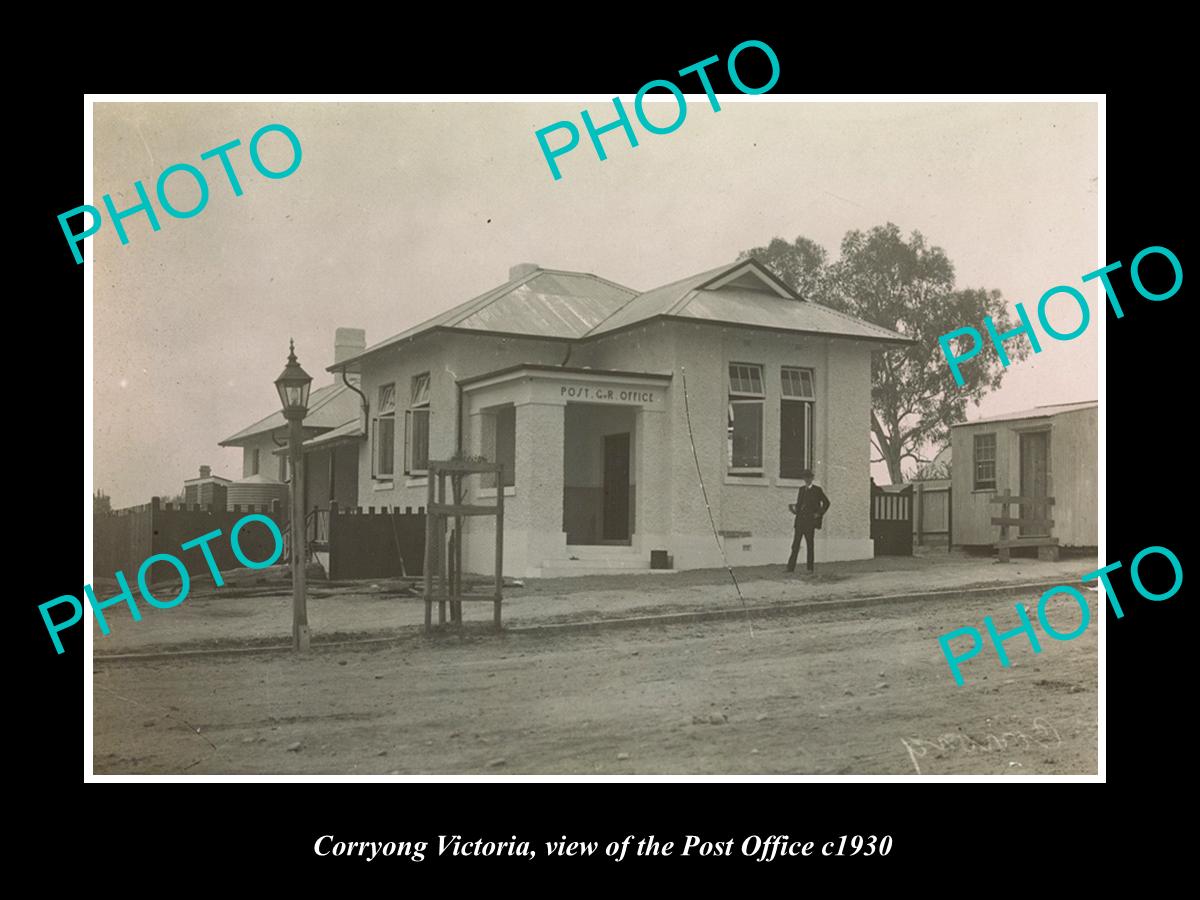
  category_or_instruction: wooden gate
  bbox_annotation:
[870,479,914,556]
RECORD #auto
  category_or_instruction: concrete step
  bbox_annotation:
[561,544,643,557]
[537,554,676,579]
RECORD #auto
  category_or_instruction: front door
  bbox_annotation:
[1019,431,1049,536]
[602,432,631,542]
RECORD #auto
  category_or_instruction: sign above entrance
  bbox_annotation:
[559,384,659,406]
[462,364,671,413]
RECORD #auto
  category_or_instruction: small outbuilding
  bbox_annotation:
[949,401,1097,549]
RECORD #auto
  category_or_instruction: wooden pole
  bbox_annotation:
[289,415,310,651]
[915,482,924,547]
[437,471,447,626]
[494,463,505,630]
[423,471,434,631]
[453,472,463,624]
[946,484,953,552]
[997,488,1011,563]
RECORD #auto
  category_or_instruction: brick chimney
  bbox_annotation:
[334,327,366,364]
[509,263,539,281]
[199,465,212,479]
[334,327,366,387]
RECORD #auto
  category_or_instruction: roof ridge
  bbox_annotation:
[535,268,640,297]
[666,288,701,316]
[583,262,736,337]
[445,269,543,326]
[334,268,578,369]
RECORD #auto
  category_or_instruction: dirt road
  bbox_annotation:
[93,582,1098,775]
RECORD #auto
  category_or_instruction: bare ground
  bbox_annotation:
[93,556,1099,775]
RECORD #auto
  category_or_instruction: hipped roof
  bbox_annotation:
[329,259,911,373]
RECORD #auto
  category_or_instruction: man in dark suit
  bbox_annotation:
[786,469,831,574]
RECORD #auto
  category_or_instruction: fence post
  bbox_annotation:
[946,484,953,552]
[915,482,925,546]
[997,488,1011,563]
[328,500,339,580]
[150,496,162,557]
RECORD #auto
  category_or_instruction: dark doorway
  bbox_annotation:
[602,432,631,542]
[1019,431,1050,536]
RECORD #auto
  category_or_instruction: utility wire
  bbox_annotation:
[680,365,754,637]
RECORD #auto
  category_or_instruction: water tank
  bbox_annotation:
[227,473,289,511]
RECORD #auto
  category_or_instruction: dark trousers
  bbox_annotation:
[787,524,815,572]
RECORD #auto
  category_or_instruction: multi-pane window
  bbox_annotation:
[727,363,764,471]
[973,433,997,490]
[780,367,816,479]
[372,383,396,479]
[405,373,431,476]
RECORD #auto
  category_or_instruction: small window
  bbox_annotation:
[780,367,815,479]
[974,433,997,490]
[250,447,260,476]
[278,454,290,483]
[405,373,431,476]
[781,367,815,400]
[729,363,764,396]
[372,383,396,479]
[728,363,765,471]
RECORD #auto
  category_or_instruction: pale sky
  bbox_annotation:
[92,100,1098,507]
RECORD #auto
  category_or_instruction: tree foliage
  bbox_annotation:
[740,224,1027,483]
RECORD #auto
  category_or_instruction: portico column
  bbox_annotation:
[636,406,671,551]
[515,401,567,571]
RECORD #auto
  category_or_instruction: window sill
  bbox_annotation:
[372,480,394,491]
[972,487,997,494]
[405,477,429,489]
[776,477,814,488]
[478,486,516,498]
[725,473,770,486]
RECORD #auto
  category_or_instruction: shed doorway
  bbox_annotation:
[1019,430,1050,537]
[563,404,636,545]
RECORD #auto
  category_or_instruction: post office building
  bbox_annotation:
[329,260,909,578]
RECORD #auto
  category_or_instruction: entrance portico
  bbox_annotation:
[460,364,672,577]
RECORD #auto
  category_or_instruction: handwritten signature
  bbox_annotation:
[901,717,1063,775]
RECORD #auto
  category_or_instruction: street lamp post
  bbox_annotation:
[275,339,313,652]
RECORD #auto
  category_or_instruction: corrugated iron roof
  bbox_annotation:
[271,418,365,455]
[951,400,1098,427]
[586,261,910,344]
[680,287,909,342]
[329,260,910,374]
[331,269,639,370]
[582,263,732,335]
[219,382,361,446]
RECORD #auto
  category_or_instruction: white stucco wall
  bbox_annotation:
[354,320,877,578]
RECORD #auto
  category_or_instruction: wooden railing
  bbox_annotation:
[990,489,1057,561]
[282,506,321,564]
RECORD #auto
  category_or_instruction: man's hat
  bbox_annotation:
[799,468,814,479]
